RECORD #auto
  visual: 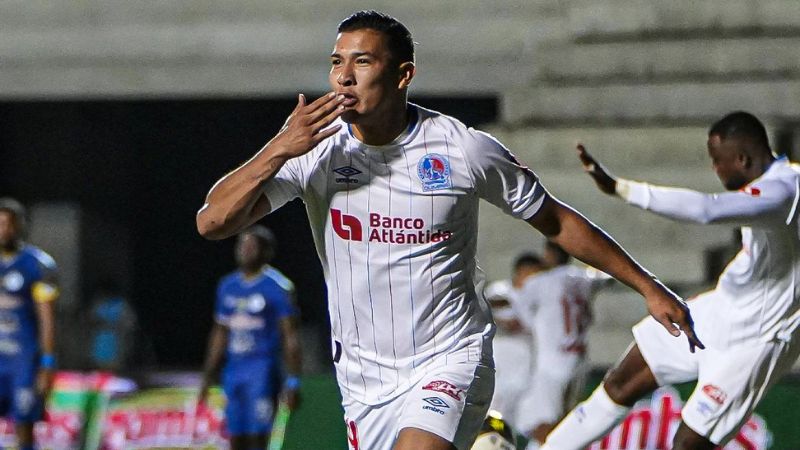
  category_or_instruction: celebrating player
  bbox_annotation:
[0,198,58,450]
[198,225,302,450]
[512,242,612,450]
[196,10,699,450]
[541,111,800,450]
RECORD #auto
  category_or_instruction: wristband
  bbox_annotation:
[40,353,56,369]
[284,375,301,390]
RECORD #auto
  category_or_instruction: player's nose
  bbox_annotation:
[337,67,355,87]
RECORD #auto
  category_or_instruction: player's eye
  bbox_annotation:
[331,58,341,66]
[356,58,370,64]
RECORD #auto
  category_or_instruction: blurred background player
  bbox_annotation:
[514,242,612,450]
[0,198,58,450]
[542,111,800,449]
[198,225,302,450]
[484,277,533,431]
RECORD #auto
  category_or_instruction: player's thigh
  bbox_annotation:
[397,362,494,450]
[515,364,574,434]
[625,309,701,396]
[682,337,800,446]
[602,342,661,406]
[343,395,400,450]
[10,357,42,423]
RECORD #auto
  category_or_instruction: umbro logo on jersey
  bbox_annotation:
[333,166,362,184]
[330,209,453,244]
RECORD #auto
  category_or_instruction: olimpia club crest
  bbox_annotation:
[417,154,451,191]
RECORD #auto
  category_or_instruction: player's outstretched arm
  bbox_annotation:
[198,323,228,405]
[527,195,704,352]
[197,92,345,240]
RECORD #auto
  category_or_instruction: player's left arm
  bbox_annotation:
[279,316,302,410]
[527,195,703,352]
[578,144,794,225]
[32,264,59,400]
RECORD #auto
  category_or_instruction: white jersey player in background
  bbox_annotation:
[542,111,800,450]
[484,276,534,431]
[512,242,612,450]
[196,10,700,450]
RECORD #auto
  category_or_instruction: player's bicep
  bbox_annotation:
[33,259,59,303]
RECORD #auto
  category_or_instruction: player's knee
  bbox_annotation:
[671,422,715,450]
[601,372,637,407]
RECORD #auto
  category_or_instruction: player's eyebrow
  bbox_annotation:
[330,51,375,59]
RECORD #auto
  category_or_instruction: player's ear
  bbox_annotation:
[398,62,415,89]
[738,152,752,169]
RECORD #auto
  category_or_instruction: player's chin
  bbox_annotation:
[339,110,360,124]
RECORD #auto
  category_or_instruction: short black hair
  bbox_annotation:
[338,10,415,64]
[709,111,771,151]
[0,197,27,234]
[241,225,277,262]
[513,252,542,271]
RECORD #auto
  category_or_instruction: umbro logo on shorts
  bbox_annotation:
[422,397,449,408]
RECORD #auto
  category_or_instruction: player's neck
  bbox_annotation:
[0,242,20,258]
[351,105,411,146]
[241,264,266,279]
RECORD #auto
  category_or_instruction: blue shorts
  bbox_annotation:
[222,358,281,436]
[0,355,42,424]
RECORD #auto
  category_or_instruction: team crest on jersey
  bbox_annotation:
[2,271,24,292]
[417,154,452,191]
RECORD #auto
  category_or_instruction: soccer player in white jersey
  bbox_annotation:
[195,10,699,450]
[541,111,800,450]
[512,242,612,450]
[484,277,534,430]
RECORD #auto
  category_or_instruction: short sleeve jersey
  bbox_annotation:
[0,244,58,359]
[214,266,296,363]
[262,104,546,404]
[513,265,609,360]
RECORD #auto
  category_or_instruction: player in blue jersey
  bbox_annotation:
[199,225,302,450]
[0,198,58,450]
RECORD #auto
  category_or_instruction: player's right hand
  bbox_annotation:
[645,287,705,353]
[270,92,346,159]
[576,144,618,195]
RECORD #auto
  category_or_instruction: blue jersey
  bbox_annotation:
[214,266,295,363]
[0,244,58,361]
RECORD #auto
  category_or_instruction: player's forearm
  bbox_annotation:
[196,144,289,240]
[201,324,228,380]
[530,197,666,298]
[282,324,302,376]
[35,301,56,356]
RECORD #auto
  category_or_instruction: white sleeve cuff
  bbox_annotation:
[616,179,650,209]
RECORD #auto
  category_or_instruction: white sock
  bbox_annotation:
[540,384,629,450]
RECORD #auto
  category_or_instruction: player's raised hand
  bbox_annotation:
[645,287,704,353]
[576,144,617,195]
[270,92,345,159]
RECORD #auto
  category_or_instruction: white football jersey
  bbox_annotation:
[513,265,610,362]
[263,104,546,404]
[619,157,800,347]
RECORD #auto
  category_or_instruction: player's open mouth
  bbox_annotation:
[341,95,358,107]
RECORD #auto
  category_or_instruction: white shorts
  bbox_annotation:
[632,300,800,445]
[515,351,588,434]
[342,362,494,450]
[489,334,533,429]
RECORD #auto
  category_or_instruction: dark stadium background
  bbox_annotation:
[0,96,497,368]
